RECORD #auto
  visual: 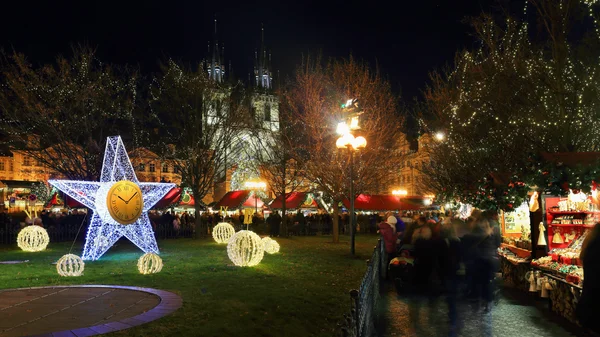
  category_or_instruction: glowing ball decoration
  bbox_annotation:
[138,252,163,274]
[17,226,50,252]
[227,230,264,267]
[212,222,235,244]
[262,238,280,254]
[56,254,85,277]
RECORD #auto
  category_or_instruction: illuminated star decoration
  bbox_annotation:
[49,136,175,260]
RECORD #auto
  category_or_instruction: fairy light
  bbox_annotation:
[17,225,49,252]
[49,136,175,261]
[137,252,163,274]
[212,222,236,244]
[262,237,280,254]
[56,254,85,277]
[227,230,264,267]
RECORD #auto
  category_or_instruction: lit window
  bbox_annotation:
[162,163,169,173]
[149,163,156,172]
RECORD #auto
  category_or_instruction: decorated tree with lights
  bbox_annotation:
[0,46,137,181]
[285,56,404,243]
[147,60,248,236]
[422,0,600,210]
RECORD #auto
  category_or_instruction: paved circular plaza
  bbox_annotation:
[0,285,182,337]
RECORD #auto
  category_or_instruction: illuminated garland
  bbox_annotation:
[137,252,163,274]
[212,222,235,243]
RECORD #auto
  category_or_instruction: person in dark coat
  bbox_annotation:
[577,223,600,333]
[378,216,398,258]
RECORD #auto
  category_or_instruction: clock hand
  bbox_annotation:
[126,192,138,203]
[118,196,127,203]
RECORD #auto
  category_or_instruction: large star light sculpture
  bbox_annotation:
[49,136,175,260]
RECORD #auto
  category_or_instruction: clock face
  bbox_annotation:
[106,180,144,225]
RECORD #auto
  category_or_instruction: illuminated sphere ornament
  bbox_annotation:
[212,222,235,244]
[17,226,50,252]
[227,230,264,267]
[56,254,85,277]
[262,237,280,254]
[138,252,163,274]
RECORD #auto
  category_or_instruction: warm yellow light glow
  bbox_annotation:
[424,198,433,206]
[350,116,359,130]
[17,225,50,252]
[56,254,85,277]
[213,222,236,244]
[244,180,267,190]
[435,132,445,141]
[336,137,347,148]
[392,189,408,196]
[425,194,436,199]
[345,99,354,108]
[336,121,350,135]
[138,252,163,274]
[262,237,280,254]
[353,136,367,149]
[227,230,264,267]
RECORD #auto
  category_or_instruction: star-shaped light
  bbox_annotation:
[49,136,175,260]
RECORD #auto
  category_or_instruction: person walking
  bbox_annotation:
[378,216,398,261]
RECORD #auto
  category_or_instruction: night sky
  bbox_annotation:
[0,0,495,100]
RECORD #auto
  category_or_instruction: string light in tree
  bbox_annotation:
[227,230,264,267]
[138,252,163,274]
[56,254,85,277]
[17,226,50,252]
[49,136,175,261]
[212,222,235,244]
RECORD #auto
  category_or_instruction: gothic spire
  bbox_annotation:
[207,15,225,83]
[254,23,272,90]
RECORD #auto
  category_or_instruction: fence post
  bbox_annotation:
[350,289,359,336]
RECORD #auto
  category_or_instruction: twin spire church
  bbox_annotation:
[205,19,274,91]
[204,19,280,201]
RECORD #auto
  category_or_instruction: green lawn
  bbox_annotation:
[0,234,379,337]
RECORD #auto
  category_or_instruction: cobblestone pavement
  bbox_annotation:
[381,284,589,337]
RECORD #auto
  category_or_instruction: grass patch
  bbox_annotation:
[0,234,378,337]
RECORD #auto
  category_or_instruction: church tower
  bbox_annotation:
[207,17,225,83]
[254,24,273,89]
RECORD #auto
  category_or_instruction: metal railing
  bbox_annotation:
[340,238,387,337]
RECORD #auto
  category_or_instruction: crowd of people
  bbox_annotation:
[378,210,501,334]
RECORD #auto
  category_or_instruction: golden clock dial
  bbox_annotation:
[106,180,144,225]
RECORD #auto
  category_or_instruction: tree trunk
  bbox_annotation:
[282,198,288,237]
[194,202,204,239]
[332,201,340,243]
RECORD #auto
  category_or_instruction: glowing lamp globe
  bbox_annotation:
[17,226,50,252]
[227,230,264,267]
[56,254,85,277]
[352,136,367,149]
[138,252,163,274]
[213,222,235,244]
[262,237,280,254]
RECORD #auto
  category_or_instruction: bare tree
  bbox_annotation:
[147,60,248,236]
[250,96,309,236]
[0,46,137,180]
[285,55,404,248]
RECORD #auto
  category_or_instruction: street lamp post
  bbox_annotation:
[244,179,267,214]
[336,122,367,256]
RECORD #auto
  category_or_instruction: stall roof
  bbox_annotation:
[0,180,38,189]
[153,187,181,209]
[270,192,318,210]
[214,190,265,210]
[342,194,423,211]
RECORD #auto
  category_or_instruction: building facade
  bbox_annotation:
[396,133,435,197]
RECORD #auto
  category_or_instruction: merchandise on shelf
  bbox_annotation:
[544,194,598,251]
